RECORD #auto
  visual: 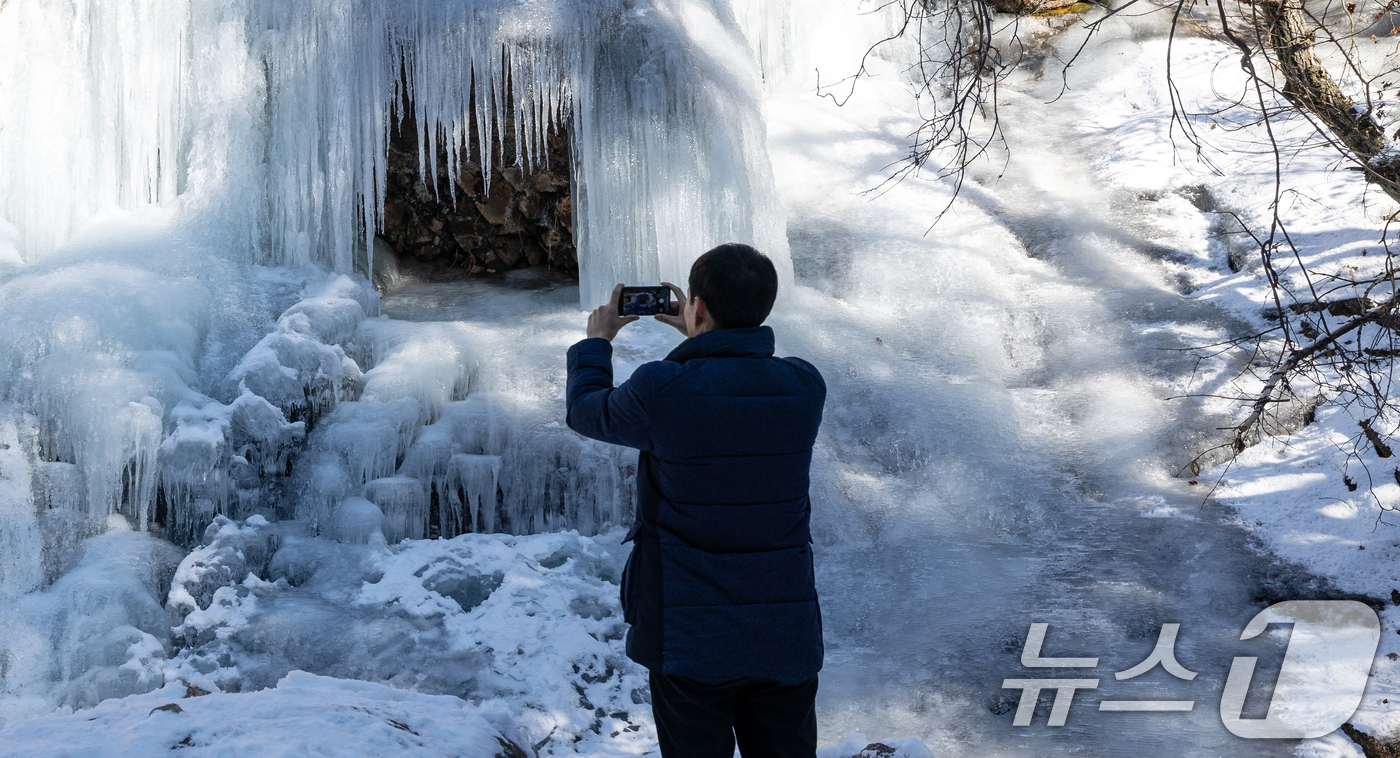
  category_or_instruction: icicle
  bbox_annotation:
[0,409,43,598]
[448,453,500,535]
[318,398,421,485]
[364,476,429,543]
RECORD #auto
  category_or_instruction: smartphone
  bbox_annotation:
[619,286,671,317]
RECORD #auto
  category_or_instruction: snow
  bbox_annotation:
[817,734,933,758]
[0,671,523,757]
[0,520,185,725]
[151,517,658,755]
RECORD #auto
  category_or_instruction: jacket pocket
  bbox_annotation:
[658,533,816,608]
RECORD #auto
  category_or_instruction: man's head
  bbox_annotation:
[685,243,778,334]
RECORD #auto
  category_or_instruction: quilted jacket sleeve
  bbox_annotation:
[565,337,674,451]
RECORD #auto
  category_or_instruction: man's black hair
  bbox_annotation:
[688,243,778,329]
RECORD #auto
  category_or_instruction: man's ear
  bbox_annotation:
[692,295,709,323]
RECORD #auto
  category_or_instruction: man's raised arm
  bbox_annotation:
[565,337,654,449]
[565,283,678,450]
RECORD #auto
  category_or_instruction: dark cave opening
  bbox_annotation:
[381,97,577,283]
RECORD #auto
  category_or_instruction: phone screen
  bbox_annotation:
[619,286,671,317]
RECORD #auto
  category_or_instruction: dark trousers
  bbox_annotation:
[648,671,818,758]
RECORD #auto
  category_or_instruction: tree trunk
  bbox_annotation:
[986,0,1083,15]
[1263,0,1400,204]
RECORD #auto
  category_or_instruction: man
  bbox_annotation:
[565,243,826,758]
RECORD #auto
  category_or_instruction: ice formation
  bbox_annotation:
[0,0,792,545]
[153,517,652,754]
[0,0,793,729]
[0,517,185,725]
[0,0,792,305]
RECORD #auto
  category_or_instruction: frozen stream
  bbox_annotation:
[761,25,1324,755]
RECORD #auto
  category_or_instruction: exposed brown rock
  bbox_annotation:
[500,165,527,191]
[534,171,564,192]
[380,107,577,280]
[556,193,573,233]
[476,178,514,226]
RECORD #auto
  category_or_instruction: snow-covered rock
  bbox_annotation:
[160,519,652,755]
[0,671,529,758]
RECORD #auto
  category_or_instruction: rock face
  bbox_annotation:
[381,113,577,279]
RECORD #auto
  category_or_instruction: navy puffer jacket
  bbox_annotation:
[566,326,826,684]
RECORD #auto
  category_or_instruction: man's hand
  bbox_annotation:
[654,281,688,337]
[587,283,639,341]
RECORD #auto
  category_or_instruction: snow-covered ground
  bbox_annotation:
[1,0,1398,756]
[0,672,524,758]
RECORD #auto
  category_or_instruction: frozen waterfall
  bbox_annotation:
[0,0,793,542]
[0,0,791,305]
[0,0,807,729]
